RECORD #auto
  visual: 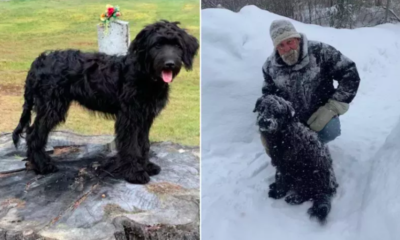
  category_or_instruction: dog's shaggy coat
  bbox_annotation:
[12,20,199,184]
[253,95,338,224]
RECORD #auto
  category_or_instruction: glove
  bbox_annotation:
[307,99,349,132]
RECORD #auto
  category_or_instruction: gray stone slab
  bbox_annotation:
[97,20,130,56]
[0,159,25,174]
[0,131,199,240]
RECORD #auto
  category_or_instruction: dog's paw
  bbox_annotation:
[285,193,306,205]
[28,152,59,175]
[268,182,288,199]
[268,188,287,199]
[307,202,330,224]
[98,158,151,184]
[28,161,59,175]
[145,162,161,176]
[124,170,150,184]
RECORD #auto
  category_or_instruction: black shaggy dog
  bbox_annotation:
[12,20,199,184]
[253,95,339,224]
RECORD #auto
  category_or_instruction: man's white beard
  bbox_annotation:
[281,49,299,66]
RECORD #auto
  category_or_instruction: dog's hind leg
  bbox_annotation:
[26,101,70,174]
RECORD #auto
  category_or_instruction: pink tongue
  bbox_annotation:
[162,70,173,83]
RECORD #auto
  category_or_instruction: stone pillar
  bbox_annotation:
[97,20,130,56]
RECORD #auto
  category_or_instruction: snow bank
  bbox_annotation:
[357,116,400,240]
[201,5,400,240]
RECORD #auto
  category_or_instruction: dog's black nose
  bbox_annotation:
[164,61,175,69]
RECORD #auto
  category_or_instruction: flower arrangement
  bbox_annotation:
[99,4,122,35]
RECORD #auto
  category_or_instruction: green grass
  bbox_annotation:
[0,0,200,146]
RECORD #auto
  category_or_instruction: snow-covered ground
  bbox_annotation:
[200,5,400,240]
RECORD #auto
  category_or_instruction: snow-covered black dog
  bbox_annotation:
[12,20,199,184]
[253,94,338,224]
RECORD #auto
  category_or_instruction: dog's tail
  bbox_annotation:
[307,194,332,225]
[12,69,36,149]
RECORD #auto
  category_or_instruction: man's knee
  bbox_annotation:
[318,117,341,143]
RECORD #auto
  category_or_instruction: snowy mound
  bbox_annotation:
[358,117,400,240]
[201,5,400,240]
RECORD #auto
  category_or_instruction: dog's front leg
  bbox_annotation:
[110,109,150,184]
[139,119,161,176]
[269,170,290,199]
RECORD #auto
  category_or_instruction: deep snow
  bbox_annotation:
[201,6,400,240]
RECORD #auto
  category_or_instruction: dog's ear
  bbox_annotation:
[127,24,156,73]
[281,98,295,119]
[253,97,263,113]
[181,31,199,70]
[128,25,154,55]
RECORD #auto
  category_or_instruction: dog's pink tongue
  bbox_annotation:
[162,70,173,83]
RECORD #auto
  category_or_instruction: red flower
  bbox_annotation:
[107,7,114,17]
[116,12,121,17]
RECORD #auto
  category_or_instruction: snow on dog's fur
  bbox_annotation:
[253,94,338,224]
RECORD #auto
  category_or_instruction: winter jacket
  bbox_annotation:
[261,33,361,124]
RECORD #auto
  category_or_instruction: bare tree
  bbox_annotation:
[385,0,392,21]
[201,0,400,28]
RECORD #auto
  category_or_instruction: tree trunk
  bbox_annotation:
[385,0,391,22]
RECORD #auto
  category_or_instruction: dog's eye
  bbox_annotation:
[154,43,162,49]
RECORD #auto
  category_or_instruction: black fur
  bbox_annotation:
[254,95,338,224]
[12,20,199,184]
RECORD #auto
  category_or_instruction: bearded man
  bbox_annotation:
[258,19,361,155]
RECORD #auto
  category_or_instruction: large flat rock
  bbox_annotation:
[0,131,199,240]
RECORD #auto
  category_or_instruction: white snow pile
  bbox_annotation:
[201,5,400,240]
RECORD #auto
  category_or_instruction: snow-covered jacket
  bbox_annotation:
[261,33,361,123]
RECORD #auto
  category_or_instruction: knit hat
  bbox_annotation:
[270,19,301,48]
